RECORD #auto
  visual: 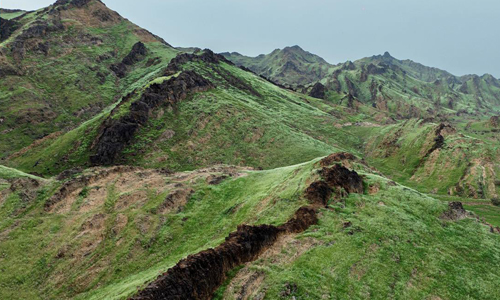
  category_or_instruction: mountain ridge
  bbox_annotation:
[222,45,500,118]
[1,1,500,300]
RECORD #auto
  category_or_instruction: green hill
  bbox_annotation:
[1,1,500,300]
[0,0,179,158]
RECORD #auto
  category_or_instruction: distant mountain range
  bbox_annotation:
[223,47,500,119]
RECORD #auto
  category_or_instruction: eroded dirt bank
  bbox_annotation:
[130,155,364,300]
[130,207,317,300]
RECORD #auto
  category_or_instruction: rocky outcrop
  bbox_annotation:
[309,82,326,99]
[54,0,97,8]
[423,123,455,158]
[110,42,148,78]
[10,19,64,60]
[0,17,20,42]
[320,152,356,167]
[441,202,469,221]
[360,64,386,83]
[459,82,468,94]
[320,164,364,194]
[91,71,213,165]
[0,63,18,78]
[165,50,261,97]
[306,156,364,206]
[130,207,317,300]
[304,181,332,206]
[166,49,232,73]
[344,76,358,98]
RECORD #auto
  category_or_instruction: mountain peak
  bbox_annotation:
[53,0,101,8]
[283,45,305,53]
[383,51,393,58]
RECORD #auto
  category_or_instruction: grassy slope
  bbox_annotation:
[0,165,44,180]
[224,173,500,300]
[356,120,500,199]
[2,157,500,300]
[0,159,316,299]
[0,10,26,20]
[0,1,179,158]
[6,54,371,176]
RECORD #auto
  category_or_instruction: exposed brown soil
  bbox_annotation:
[46,165,250,214]
[45,166,139,212]
[130,207,317,300]
[158,188,195,214]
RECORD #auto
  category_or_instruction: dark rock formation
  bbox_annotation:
[130,207,317,300]
[309,82,326,99]
[306,157,364,206]
[320,164,364,194]
[91,71,213,165]
[54,0,95,8]
[56,167,83,181]
[367,63,387,75]
[0,63,18,78]
[166,50,261,97]
[304,181,332,206]
[344,76,358,98]
[166,49,232,73]
[441,202,469,221]
[122,42,148,65]
[424,123,455,157]
[342,61,356,71]
[10,19,64,60]
[369,80,378,101]
[110,42,148,78]
[320,152,356,167]
[330,73,342,93]
[0,17,20,42]
[206,175,229,185]
[459,82,468,94]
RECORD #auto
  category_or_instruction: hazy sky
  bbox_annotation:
[2,0,499,77]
